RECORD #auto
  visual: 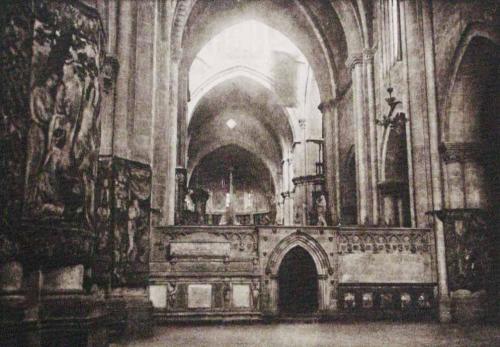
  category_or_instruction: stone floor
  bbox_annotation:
[115,322,500,347]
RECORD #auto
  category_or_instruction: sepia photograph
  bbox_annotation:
[0,0,498,346]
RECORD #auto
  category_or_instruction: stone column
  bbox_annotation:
[346,53,372,225]
[151,0,175,226]
[319,99,341,225]
[99,55,120,156]
[114,0,137,159]
[420,0,451,323]
[364,49,380,223]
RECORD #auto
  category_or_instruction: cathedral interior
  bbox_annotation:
[0,0,498,346]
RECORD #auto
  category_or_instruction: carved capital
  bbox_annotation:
[440,142,483,164]
[363,48,376,63]
[346,53,363,70]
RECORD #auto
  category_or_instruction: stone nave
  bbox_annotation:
[0,0,498,346]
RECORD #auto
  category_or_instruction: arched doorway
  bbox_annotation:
[278,246,318,314]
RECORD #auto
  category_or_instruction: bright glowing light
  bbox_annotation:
[226,119,237,129]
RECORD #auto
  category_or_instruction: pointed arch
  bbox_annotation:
[442,22,500,141]
[266,230,332,277]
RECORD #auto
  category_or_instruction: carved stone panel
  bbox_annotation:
[94,156,152,287]
[170,241,230,258]
[188,284,212,309]
[232,284,251,308]
[434,209,494,292]
[111,157,152,287]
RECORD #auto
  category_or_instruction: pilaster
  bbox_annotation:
[346,53,373,225]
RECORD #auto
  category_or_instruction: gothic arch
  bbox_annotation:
[187,67,298,142]
[265,231,332,276]
[264,230,332,313]
[442,22,500,142]
[187,142,280,194]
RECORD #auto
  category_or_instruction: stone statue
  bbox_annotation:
[223,281,232,309]
[251,281,260,309]
[275,197,284,225]
[185,189,195,213]
[127,199,140,260]
[25,71,61,217]
[316,193,328,226]
[167,282,177,309]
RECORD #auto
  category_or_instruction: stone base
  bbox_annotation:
[0,262,26,346]
[450,290,487,323]
[107,295,153,341]
[438,296,452,323]
[39,294,108,347]
[154,311,262,324]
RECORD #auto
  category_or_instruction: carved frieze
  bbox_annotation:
[336,229,431,255]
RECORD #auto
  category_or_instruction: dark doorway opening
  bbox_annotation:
[278,246,318,314]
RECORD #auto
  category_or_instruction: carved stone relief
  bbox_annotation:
[336,230,431,255]
[433,209,494,292]
[111,158,152,286]
[23,1,105,232]
[94,156,152,287]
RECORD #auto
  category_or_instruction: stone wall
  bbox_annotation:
[151,225,436,321]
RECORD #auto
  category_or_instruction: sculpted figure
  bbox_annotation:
[185,189,195,212]
[127,199,140,260]
[25,71,60,217]
[167,282,177,309]
[25,36,102,230]
[275,197,284,225]
[316,194,328,226]
[251,281,260,309]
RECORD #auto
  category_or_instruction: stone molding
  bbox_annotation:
[440,142,484,164]
[292,174,325,186]
[346,49,376,70]
[363,48,376,62]
[337,228,431,255]
[345,53,363,70]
